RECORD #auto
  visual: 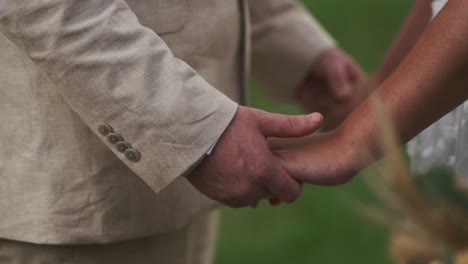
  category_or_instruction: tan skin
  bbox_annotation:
[270,0,468,186]
[189,47,364,208]
[267,47,365,206]
[374,0,433,85]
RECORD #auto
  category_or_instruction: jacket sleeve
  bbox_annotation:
[248,0,336,102]
[0,0,238,193]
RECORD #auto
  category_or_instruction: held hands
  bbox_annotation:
[268,129,363,186]
[187,106,323,208]
[188,49,371,207]
[270,82,378,187]
[266,49,373,186]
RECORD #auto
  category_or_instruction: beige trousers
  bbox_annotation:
[0,210,219,264]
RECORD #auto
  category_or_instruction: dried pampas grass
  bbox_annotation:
[359,96,468,264]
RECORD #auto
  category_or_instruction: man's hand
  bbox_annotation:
[187,106,323,208]
[297,48,367,130]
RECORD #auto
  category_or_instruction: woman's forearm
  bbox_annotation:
[374,0,432,84]
[341,0,468,165]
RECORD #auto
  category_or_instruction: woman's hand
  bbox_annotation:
[271,0,468,189]
[268,128,368,186]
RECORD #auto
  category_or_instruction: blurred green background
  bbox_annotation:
[216,0,414,263]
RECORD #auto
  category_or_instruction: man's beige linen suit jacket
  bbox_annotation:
[0,0,334,244]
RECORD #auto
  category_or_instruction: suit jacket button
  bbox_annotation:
[107,133,123,145]
[98,124,113,136]
[116,141,131,153]
[124,149,140,162]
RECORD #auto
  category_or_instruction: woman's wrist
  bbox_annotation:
[335,103,382,175]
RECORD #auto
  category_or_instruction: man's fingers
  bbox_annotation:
[259,112,323,138]
[347,62,366,83]
[269,198,282,206]
[326,62,352,99]
[264,161,302,203]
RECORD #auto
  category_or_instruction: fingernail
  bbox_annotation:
[310,113,323,123]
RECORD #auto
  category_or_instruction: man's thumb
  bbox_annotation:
[259,112,323,138]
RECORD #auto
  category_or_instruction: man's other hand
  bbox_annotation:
[297,48,367,130]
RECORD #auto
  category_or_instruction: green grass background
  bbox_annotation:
[216,1,414,263]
